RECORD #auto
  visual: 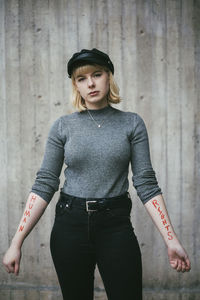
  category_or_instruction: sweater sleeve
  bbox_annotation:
[31,117,65,203]
[130,114,162,204]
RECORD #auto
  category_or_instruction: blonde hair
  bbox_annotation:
[71,64,121,112]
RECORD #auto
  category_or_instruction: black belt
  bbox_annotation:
[59,191,131,213]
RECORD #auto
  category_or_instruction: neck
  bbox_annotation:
[85,100,109,110]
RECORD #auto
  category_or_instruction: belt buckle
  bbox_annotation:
[86,200,98,212]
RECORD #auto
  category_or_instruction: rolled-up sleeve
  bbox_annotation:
[31,117,65,203]
[130,114,162,204]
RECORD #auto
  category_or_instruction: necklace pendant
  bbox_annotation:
[98,124,101,128]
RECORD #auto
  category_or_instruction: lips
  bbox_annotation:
[89,91,99,96]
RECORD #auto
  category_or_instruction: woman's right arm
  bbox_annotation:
[3,117,66,276]
[3,192,48,276]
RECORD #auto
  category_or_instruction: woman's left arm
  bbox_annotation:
[144,193,191,273]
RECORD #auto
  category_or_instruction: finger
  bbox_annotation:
[176,260,182,272]
[170,260,178,269]
[185,258,191,271]
[185,264,191,271]
[181,261,186,273]
[8,263,15,273]
[4,265,11,273]
[182,256,191,272]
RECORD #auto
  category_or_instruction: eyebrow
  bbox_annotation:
[75,69,102,79]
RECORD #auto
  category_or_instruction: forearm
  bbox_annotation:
[11,192,48,248]
[144,194,179,247]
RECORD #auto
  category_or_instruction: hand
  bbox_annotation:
[3,244,22,276]
[167,243,191,273]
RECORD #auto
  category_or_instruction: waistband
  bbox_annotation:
[58,191,131,212]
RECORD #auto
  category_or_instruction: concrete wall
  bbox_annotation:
[0,0,199,299]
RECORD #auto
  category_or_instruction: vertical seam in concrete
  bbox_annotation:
[135,0,139,113]
[149,0,153,117]
[61,0,65,112]
[163,0,168,198]
[1,0,8,247]
[61,0,64,114]
[178,0,183,242]
[105,0,109,52]
[48,2,50,121]
[193,0,200,266]
[76,0,80,49]
[18,0,22,205]
[48,1,51,119]
[32,0,36,173]
[90,0,94,46]
[120,0,125,107]
[178,0,185,289]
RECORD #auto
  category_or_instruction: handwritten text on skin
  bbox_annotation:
[152,199,173,240]
[18,195,37,232]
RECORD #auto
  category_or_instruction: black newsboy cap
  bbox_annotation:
[67,48,114,77]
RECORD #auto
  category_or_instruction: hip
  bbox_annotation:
[53,191,133,230]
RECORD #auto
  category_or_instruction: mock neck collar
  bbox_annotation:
[85,105,113,115]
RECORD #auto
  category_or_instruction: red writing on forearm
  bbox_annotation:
[18,225,24,232]
[24,210,30,217]
[152,199,173,240]
[167,232,173,240]
[152,199,159,208]
[18,195,37,232]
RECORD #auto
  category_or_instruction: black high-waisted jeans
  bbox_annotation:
[50,192,142,300]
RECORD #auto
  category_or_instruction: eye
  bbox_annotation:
[94,72,102,78]
[77,77,85,82]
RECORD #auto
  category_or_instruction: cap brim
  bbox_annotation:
[69,57,107,74]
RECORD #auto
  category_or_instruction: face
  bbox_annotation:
[74,67,110,109]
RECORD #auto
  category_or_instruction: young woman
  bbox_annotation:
[3,48,191,300]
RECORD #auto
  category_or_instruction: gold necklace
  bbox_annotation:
[87,109,105,128]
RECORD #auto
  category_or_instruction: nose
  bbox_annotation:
[87,76,95,88]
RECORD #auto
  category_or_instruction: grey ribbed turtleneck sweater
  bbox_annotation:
[31,105,162,203]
